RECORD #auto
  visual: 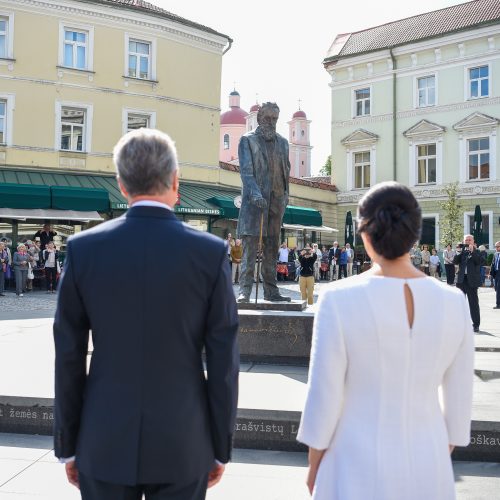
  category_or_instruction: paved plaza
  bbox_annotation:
[0,281,499,498]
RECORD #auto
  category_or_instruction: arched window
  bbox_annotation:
[223,134,230,149]
[301,130,305,136]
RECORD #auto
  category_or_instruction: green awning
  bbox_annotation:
[206,195,239,219]
[284,205,322,226]
[0,183,51,209]
[176,184,239,216]
[0,168,126,210]
[51,186,110,211]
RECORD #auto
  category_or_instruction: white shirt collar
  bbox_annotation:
[131,200,172,211]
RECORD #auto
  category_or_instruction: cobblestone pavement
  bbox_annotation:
[0,289,58,313]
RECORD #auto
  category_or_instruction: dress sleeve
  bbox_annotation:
[441,293,474,446]
[297,288,347,449]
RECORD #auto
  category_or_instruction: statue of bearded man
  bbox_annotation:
[236,102,291,303]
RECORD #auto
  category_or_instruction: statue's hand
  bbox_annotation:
[251,195,267,209]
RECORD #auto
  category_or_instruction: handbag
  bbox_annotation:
[27,263,34,280]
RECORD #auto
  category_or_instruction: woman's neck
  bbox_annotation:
[365,255,425,279]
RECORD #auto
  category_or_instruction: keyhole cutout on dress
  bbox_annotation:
[404,283,415,331]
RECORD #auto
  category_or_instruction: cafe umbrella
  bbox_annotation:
[473,205,483,246]
[345,211,354,246]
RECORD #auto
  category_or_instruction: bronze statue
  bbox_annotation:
[236,102,291,303]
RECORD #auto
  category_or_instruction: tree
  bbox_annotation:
[439,182,463,247]
[319,155,332,176]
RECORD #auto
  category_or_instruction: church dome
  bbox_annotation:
[250,103,260,112]
[293,109,307,119]
[220,107,248,125]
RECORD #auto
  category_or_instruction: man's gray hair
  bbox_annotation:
[113,128,178,197]
[257,102,280,124]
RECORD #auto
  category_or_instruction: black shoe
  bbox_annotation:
[264,294,292,302]
[494,306,500,309]
[237,294,250,303]
[473,326,480,333]
[0,293,5,296]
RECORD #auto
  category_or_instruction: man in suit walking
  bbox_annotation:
[490,241,500,309]
[454,234,482,332]
[53,129,239,499]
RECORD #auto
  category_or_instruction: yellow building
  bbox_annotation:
[0,0,337,246]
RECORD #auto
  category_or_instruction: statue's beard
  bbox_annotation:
[260,125,276,141]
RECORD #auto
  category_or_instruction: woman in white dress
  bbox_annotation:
[298,182,474,500]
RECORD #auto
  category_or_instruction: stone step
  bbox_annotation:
[2,365,499,462]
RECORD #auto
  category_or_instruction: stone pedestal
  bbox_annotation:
[238,309,313,364]
[237,300,306,311]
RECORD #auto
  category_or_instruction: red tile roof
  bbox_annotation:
[325,0,500,64]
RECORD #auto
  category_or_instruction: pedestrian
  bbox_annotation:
[421,245,431,275]
[328,242,340,281]
[429,248,440,279]
[298,181,473,500]
[226,232,234,270]
[277,242,289,281]
[299,244,316,305]
[443,244,456,285]
[320,246,329,281]
[230,238,243,284]
[53,128,239,500]
[338,246,348,279]
[34,223,57,250]
[409,242,422,269]
[345,243,354,276]
[0,241,9,296]
[489,241,500,309]
[313,243,322,282]
[13,243,29,297]
[454,234,482,332]
[43,241,59,293]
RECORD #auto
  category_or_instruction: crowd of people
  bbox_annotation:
[0,224,62,297]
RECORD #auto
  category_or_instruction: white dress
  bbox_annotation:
[297,275,474,500]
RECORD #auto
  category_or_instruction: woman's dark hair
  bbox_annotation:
[357,181,421,260]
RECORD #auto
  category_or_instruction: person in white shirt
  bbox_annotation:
[278,242,289,263]
[312,243,322,282]
[345,243,354,276]
[429,248,441,279]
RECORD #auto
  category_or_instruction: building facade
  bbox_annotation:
[325,0,500,249]
[0,0,236,241]
[288,109,312,178]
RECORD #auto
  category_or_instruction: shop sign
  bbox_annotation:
[176,207,220,215]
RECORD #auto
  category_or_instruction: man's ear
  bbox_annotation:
[117,177,128,198]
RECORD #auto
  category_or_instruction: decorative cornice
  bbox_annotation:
[333,96,500,129]
[0,74,220,112]
[11,0,227,54]
[336,181,500,204]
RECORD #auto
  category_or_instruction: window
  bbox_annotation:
[469,65,489,98]
[127,113,149,132]
[0,99,5,144]
[63,29,87,70]
[355,88,370,116]
[60,107,85,152]
[417,144,436,184]
[468,137,489,180]
[417,76,435,107]
[128,39,151,79]
[0,17,7,58]
[354,151,370,188]
[223,134,230,150]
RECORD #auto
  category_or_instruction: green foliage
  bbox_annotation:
[319,155,332,176]
[439,182,463,248]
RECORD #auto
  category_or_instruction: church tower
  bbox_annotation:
[220,90,248,162]
[288,108,312,178]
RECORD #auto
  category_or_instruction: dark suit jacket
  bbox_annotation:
[491,253,500,279]
[53,206,239,486]
[453,248,481,288]
[237,128,290,237]
[328,247,341,265]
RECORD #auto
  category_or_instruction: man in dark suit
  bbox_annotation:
[328,242,341,281]
[454,234,482,332]
[53,129,239,499]
[490,241,500,309]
